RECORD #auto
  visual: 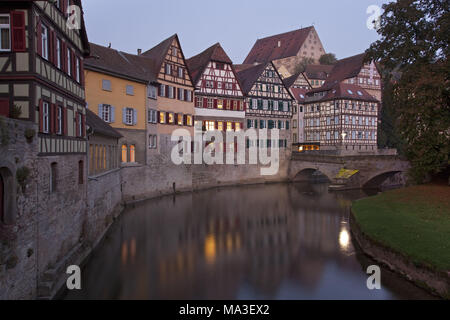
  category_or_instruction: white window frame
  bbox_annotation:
[125,108,134,126]
[148,85,157,99]
[56,38,61,69]
[67,47,71,76]
[43,102,49,133]
[186,90,192,102]
[102,104,111,123]
[42,24,49,60]
[179,88,184,101]
[0,14,11,52]
[57,106,63,135]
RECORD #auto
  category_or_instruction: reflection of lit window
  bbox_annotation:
[235,123,241,131]
[217,121,223,131]
[130,145,135,163]
[206,121,215,131]
[204,235,216,265]
[339,227,350,251]
[227,122,232,131]
[121,145,127,163]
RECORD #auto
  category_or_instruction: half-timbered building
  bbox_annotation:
[142,34,195,155]
[186,43,245,145]
[304,83,379,151]
[236,62,294,157]
[290,87,308,144]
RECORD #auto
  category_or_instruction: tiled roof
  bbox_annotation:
[282,72,303,89]
[304,64,334,80]
[186,43,233,85]
[85,43,158,83]
[308,82,379,103]
[290,88,309,103]
[141,34,177,77]
[233,64,257,73]
[86,109,122,139]
[320,53,366,89]
[243,27,314,64]
[235,63,268,94]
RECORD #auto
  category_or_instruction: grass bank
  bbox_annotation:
[352,184,450,272]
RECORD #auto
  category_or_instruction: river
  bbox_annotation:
[64,182,434,300]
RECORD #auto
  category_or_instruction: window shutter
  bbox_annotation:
[254,119,258,129]
[203,98,207,108]
[215,121,218,130]
[36,20,42,56]
[50,103,56,133]
[110,106,115,123]
[247,119,251,129]
[11,11,26,52]
[82,114,86,137]
[184,89,188,101]
[158,85,162,96]
[0,99,9,117]
[157,111,161,123]
[213,81,217,89]
[237,101,241,110]
[133,109,137,125]
[122,108,127,124]
[53,32,58,65]
[48,29,54,63]
[63,107,68,136]
[231,122,235,130]
[62,0,68,17]
[61,41,66,72]
[71,50,76,80]
[213,99,217,109]
[183,114,187,126]
[98,104,103,120]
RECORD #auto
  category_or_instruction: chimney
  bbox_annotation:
[137,49,142,55]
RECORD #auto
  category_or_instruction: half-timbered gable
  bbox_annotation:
[236,62,295,154]
[187,43,245,133]
[142,34,195,153]
[283,72,311,90]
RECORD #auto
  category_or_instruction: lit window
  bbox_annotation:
[217,99,223,109]
[206,121,215,131]
[130,145,135,163]
[177,113,183,125]
[159,112,166,124]
[186,115,193,126]
[168,112,174,124]
[121,145,127,163]
[0,14,10,51]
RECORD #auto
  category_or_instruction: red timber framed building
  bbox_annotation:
[186,43,245,145]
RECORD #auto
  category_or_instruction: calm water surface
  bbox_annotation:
[64,183,434,300]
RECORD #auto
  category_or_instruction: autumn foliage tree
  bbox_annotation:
[366,0,450,183]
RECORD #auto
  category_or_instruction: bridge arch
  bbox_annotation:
[363,171,403,189]
[292,168,332,183]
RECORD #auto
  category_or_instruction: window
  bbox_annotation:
[263,100,268,110]
[75,57,80,82]
[67,48,71,76]
[165,63,172,75]
[206,121,215,131]
[159,112,166,124]
[42,101,50,133]
[178,67,184,78]
[124,108,135,125]
[186,115,193,126]
[227,122,233,131]
[78,161,84,184]
[168,86,174,99]
[121,145,127,163]
[0,14,10,51]
[207,98,213,109]
[100,104,113,123]
[149,135,157,149]
[102,79,112,91]
[178,88,184,101]
[77,112,83,137]
[50,162,57,193]
[186,90,192,102]
[217,99,223,109]
[196,97,203,108]
[168,112,175,124]
[41,24,49,60]
[293,120,297,128]
[129,145,135,162]
[235,123,241,132]
[148,109,157,123]
[126,85,134,96]
[177,113,183,125]
[172,47,177,56]
[206,81,214,89]
[56,38,61,69]
[57,106,63,135]
[148,85,157,99]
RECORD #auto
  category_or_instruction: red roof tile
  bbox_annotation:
[309,82,379,103]
[235,63,268,94]
[290,88,309,103]
[321,53,366,89]
[243,27,314,64]
[304,64,334,80]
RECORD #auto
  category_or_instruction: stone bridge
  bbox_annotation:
[289,152,410,190]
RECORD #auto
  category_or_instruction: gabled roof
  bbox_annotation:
[85,43,157,83]
[290,88,309,103]
[321,53,366,89]
[304,64,334,80]
[141,34,177,73]
[186,43,233,85]
[74,0,90,56]
[235,63,268,94]
[233,64,257,73]
[282,72,312,89]
[86,109,122,139]
[243,27,314,64]
[308,82,379,103]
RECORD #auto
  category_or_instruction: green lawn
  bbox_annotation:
[352,184,450,272]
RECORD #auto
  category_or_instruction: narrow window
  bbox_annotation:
[42,102,50,133]
[0,14,11,51]
[76,57,80,82]
[129,145,135,163]
[121,145,127,163]
[57,105,63,135]
[67,47,71,76]
[42,24,49,59]
[56,38,61,69]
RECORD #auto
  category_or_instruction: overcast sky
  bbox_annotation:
[82,0,390,63]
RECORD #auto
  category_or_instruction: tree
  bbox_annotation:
[366,0,450,183]
[319,53,337,65]
[293,57,315,74]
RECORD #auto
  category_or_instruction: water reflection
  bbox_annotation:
[64,183,434,300]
